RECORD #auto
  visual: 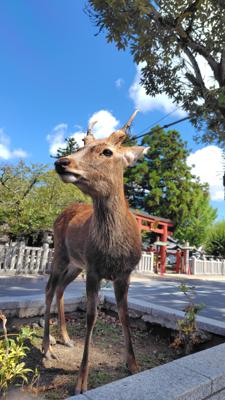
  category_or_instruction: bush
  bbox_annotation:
[0,313,37,396]
[171,284,205,354]
[205,221,225,258]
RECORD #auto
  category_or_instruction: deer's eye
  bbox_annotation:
[102,149,113,157]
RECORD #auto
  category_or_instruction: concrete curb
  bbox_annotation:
[104,293,225,337]
[0,295,85,318]
[67,344,225,400]
[1,291,225,336]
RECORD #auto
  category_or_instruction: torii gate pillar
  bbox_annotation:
[160,224,168,275]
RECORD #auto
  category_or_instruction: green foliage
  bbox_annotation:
[0,161,90,238]
[0,315,36,395]
[124,127,217,246]
[53,137,79,158]
[171,284,205,354]
[88,0,225,146]
[205,220,225,257]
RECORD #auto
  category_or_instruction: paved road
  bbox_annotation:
[1,275,225,321]
[127,277,225,321]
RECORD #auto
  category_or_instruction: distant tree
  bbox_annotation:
[0,161,89,239]
[53,137,79,158]
[205,221,225,257]
[124,127,217,246]
[88,0,225,146]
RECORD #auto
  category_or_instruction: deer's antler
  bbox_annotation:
[83,121,97,146]
[122,109,139,133]
[108,110,139,145]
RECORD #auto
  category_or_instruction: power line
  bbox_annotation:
[127,115,190,143]
[136,108,183,136]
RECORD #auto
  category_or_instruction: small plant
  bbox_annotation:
[171,284,205,354]
[0,312,37,396]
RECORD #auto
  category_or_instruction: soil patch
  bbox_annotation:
[4,309,224,400]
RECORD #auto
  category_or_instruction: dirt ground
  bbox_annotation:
[5,309,223,400]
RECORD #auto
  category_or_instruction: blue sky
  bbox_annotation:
[0,1,224,220]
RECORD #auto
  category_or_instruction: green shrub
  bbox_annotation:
[171,284,205,354]
[205,221,225,258]
[0,313,36,396]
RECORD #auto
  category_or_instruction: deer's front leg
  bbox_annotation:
[113,275,138,374]
[75,272,100,395]
[42,275,57,360]
[56,265,82,347]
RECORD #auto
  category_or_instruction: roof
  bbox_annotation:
[131,208,174,225]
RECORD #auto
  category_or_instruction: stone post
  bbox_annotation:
[15,241,25,273]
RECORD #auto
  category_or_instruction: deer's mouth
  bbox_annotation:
[58,170,86,184]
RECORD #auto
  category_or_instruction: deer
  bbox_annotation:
[42,110,149,395]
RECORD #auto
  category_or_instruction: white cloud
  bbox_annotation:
[115,78,124,89]
[88,110,119,138]
[187,146,224,201]
[129,63,187,117]
[46,123,68,156]
[47,110,120,156]
[0,129,28,160]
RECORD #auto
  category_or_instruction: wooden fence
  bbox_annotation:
[190,256,225,275]
[0,242,154,275]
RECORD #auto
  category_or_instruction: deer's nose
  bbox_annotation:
[55,158,70,168]
[55,158,71,173]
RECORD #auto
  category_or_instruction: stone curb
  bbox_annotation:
[1,291,225,336]
[67,344,225,400]
[104,293,225,337]
[0,295,85,318]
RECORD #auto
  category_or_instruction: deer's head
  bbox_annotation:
[55,111,149,197]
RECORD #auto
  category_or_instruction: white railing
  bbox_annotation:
[0,242,154,275]
[190,256,225,275]
[135,252,154,274]
[0,242,53,275]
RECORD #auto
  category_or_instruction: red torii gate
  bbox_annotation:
[132,209,174,274]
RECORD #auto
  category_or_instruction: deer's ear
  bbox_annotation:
[121,146,149,167]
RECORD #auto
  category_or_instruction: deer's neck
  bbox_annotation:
[91,186,128,247]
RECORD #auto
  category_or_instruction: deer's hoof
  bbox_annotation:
[49,334,57,346]
[75,375,87,395]
[43,348,59,361]
[75,387,87,396]
[126,361,139,375]
[64,339,75,348]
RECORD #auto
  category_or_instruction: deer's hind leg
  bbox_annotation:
[75,271,100,394]
[113,274,138,374]
[56,264,82,347]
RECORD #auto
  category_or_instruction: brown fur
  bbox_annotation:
[42,114,148,394]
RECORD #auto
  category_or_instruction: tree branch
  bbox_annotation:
[21,177,38,200]
[146,1,220,84]
[219,48,225,86]
[182,46,207,96]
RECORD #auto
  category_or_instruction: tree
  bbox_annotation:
[88,0,225,146]
[124,127,217,246]
[53,137,79,158]
[0,161,90,239]
[205,221,225,257]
